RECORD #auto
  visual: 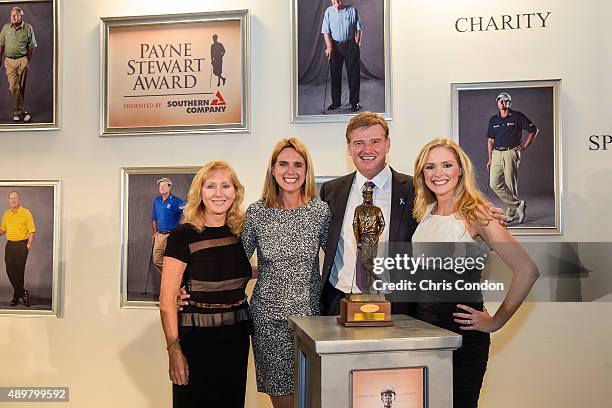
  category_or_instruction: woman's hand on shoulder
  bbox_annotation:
[473,209,514,245]
[475,203,506,228]
[488,205,507,228]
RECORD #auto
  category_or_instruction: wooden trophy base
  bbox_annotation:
[336,297,394,327]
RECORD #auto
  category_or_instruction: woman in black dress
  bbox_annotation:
[412,138,540,407]
[160,161,252,408]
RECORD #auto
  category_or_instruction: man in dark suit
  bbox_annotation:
[319,112,417,315]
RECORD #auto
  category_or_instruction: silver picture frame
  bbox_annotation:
[120,166,199,309]
[291,0,392,123]
[0,180,61,316]
[100,10,250,136]
[315,175,336,199]
[0,0,60,131]
[451,79,563,235]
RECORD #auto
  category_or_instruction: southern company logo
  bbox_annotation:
[166,91,227,114]
[211,91,226,106]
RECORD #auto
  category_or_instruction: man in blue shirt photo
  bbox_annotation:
[321,0,363,112]
[486,92,538,224]
[151,177,184,274]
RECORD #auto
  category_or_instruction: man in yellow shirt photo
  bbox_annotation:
[0,191,36,306]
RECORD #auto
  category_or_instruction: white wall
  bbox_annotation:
[1,0,611,407]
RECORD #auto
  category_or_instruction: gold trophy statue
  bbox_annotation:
[337,183,393,326]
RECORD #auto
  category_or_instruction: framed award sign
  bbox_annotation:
[100,10,250,136]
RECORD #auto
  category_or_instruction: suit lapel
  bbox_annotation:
[328,173,355,250]
[321,173,355,288]
[389,169,408,243]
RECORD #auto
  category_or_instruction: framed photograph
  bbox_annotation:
[121,167,198,308]
[291,0,391,123]
[451,80,562,235]
[0,0,59,131]
[100,10,250,136]
[315,175,336,199]
[350,367,426,408]
[0,180,60,316]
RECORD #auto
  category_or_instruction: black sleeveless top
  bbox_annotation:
[165,223,252,328]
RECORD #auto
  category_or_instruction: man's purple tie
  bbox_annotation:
[364,181,376,190]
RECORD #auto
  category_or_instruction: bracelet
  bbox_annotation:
[166,338,180,351]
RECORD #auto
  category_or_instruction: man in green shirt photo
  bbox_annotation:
[0,6,37,122]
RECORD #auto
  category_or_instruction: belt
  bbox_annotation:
[494,145,519,151]
[157,231,171,234]
[7,239,28,244]
[187,296,248,309]
[332,39,355,44]
[6,55,26,60]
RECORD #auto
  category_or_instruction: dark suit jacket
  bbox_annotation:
[319,168,418,291]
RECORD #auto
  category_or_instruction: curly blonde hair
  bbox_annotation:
[182,161,245,235]
[413,138,492,226]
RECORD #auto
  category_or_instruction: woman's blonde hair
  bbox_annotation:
[182,161,245,235]
[413,138,492,225]
[261,138,316,207]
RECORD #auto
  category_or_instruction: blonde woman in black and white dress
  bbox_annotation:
[411,138,539,408]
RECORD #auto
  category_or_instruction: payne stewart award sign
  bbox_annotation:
[100,10,249,136]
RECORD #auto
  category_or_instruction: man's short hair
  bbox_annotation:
[345,111,389,143]
[7,191,20,198]
[157,177,173,186]
[11,7,24,16]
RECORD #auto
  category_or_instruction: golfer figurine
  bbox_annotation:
[352,182,385,298]
[337,181,392,326]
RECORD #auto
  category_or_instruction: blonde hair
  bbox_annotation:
[261,138,316,207]
[345,111,389,143]
[182,161,245,235]
[413,138,492,225]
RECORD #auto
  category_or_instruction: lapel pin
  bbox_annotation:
[399,197,406,206]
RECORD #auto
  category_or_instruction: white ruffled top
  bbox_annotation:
[412,203,475,243]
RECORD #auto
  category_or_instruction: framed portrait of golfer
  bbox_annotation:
[291,0,391,123]
[0,180,60,316]
[100,10,250,136]
[451,80,562,235]
[121,167,198,308]
[0,0,59,131]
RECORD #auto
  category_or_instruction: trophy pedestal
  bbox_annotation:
[289,315,462,408]
[337,296,394,327]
